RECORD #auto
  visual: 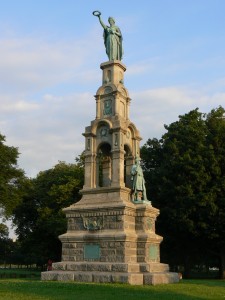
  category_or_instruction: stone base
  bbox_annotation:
[41,189,179,285]
[41,269,179,285]
[41,261,179,285]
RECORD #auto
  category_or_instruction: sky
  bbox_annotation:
[0,0,225,180]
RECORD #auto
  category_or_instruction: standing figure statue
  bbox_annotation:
[93,11,123,61]
[131,157,147,201]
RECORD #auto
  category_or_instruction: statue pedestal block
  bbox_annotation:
[41,188,179,285]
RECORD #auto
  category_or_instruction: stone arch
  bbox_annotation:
[118,86,129,98]
[92,119,112,136]
[95,83,117,96]
[128,123,138,139]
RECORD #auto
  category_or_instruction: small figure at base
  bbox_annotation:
[47,259,52,271]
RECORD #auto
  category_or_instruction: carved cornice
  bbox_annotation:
[100,60,127,72]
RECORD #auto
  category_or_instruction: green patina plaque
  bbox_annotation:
[84,244,100,260]
[149,244,159,261]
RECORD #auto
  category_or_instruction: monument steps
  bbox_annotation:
[52,261,170,273]
[41,270,179,285]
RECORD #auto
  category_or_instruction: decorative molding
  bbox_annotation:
[146,217,154,231]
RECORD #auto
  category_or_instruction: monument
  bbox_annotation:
[41,11,179,285]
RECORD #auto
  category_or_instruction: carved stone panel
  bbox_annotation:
[83,216,104,231]
[146,217,155,231]
[68,217,84,231]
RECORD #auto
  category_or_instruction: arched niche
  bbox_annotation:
[128,122,141,140]
[124,144,133,189]
[97,142,112,187]
[92,119,112,136]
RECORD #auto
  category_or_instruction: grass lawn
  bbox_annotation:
[0,279,224,300]
[0,268,41,279]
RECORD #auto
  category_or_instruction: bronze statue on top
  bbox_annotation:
[93,11,123,61]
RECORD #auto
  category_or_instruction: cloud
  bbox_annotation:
[130,86,225,144]
[1,91,95,177]
[126,58,158,76]
[0,95,39,113]
[0,28,104,178]
[2,82,225,178]
[0,29,102,93]
[1,26,225,179]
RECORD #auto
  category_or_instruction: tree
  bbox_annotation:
[0,223,13,266]
[205,107,225,279]
[13,161,84,266]
[141,107,225,278]
[0,223,9,240]
[0,133,25,217]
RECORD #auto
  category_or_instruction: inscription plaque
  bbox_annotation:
[149,244,159,261]
[84,244,100,260]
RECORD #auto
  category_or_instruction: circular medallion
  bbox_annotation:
[100,128,107,137]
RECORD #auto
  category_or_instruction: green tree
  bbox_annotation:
[13,161,84,266]
[205,107,225,279]
[0,133,25,217]
[141,107,225,278]
[0,223,9,240]
[0,223,14,266]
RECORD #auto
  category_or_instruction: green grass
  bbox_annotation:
[0,268,41,279]
[0,280,224,300]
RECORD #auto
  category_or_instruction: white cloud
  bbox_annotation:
[130,86,225,144]
[1,91,95,177]
[2,83,225,178]
[0,28,103,177]
[0,28,102,93]
[0,96,39,112]
[126,58,158,76]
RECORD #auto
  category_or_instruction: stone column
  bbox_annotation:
[95,95,101,119]
[111,149,125,187]
[83,153,96,189]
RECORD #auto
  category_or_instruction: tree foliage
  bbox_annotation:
[13,161,84,265]
[0,223,13,265]
[0,133,25,217]
[141,107,225,278]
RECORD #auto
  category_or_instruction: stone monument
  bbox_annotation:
[41,12,179,285]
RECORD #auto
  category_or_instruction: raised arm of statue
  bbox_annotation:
[98,15,107,30]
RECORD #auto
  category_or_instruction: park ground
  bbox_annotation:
[0,275,224,300]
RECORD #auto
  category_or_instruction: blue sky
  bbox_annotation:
[0,0,225,178]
